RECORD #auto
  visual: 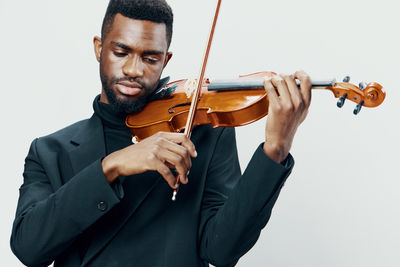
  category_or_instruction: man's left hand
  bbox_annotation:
[262,70,312,163]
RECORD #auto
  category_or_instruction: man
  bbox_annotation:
[11,0,311,266]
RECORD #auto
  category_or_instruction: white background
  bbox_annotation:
[1,0,399,266]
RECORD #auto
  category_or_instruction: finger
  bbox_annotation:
[295,70,312,107]
[158,132,197,158]
[156,137,192,171]
[271,75,292,101]
[280,73,303,109]
[158,149,188,184]
[179,136,197,158]
[263,77,280,108]
[153,158,179,189]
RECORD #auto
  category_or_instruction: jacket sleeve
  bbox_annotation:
[198,128,294,267]
[10,138,122,266]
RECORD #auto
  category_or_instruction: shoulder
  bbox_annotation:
[44,118,89,139]
[40,117,89,140]
[32,115,98,152]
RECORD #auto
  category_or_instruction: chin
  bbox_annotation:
[116,93,140,102]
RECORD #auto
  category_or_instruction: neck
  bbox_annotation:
[207,78,336,91]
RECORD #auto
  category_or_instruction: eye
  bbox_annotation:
[113,51,127,57]
[143,56,158,64]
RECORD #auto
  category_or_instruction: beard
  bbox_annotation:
[100,62,156,114]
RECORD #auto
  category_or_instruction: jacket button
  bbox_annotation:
[97,201,107,211]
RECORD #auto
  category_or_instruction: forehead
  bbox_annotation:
[105,13,168,51]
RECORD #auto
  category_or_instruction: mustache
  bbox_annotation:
[111,77,145,88]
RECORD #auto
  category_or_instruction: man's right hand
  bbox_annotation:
[101,132,197,189]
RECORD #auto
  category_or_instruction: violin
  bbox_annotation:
[126,71,385,142]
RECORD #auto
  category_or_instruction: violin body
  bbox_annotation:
[126,72,275,141]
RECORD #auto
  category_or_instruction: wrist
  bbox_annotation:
[102,155,120,184]
[262,141,288,163]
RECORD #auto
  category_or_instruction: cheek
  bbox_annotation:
[102,53,124,78]
[147,70,162,88]
[147,63,164,80]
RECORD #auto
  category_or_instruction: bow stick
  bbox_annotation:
[172,0,222,201]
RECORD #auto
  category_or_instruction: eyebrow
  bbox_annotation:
[111,41,165,55]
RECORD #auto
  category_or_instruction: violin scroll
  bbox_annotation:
[330,77,385,115]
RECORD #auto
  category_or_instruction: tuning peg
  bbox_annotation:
[343,76,351,82]
[358,82,367,90]
[353,100,364,115]
[337,93,348,108]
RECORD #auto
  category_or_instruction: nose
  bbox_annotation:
[122,55,144,78]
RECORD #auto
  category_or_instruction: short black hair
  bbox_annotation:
[101,0,173,48]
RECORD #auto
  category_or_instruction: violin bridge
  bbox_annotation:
[184,78,198,98]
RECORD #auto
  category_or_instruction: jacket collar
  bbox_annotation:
[69,114,106,176]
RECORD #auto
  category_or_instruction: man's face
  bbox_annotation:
[94,14,172,113]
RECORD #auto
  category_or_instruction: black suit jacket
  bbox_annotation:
[11,114,293,267]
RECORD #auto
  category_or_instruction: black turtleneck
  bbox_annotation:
[92,95,133,155]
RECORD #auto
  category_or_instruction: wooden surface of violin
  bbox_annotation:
[126,71,385,141]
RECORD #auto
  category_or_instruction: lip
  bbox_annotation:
[116,81,143,96]
[117,81,143,88]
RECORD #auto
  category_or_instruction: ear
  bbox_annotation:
[163,51,173,69]
[93,36,102,62]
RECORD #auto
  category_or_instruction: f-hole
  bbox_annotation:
[168,102,192,114]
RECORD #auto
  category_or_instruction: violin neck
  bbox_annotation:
[207,79,336,91]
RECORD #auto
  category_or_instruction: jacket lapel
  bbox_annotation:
[68,114,163,266]
[68,114,106,176]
